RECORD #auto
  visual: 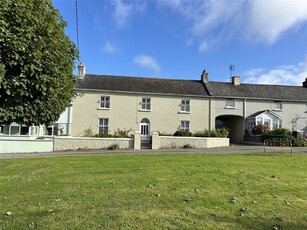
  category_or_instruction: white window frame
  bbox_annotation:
[180,120,190,131]
[273,101,282,111]
[141,98,151,111]
[99,96,110,109]
[181,99,190,112]
[225,98,235,108]
[98,118,109,134]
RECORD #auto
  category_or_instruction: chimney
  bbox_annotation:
[232,76,240,85]
[78,62,86,79]
[303,77,307,88]
[201,69,208,83]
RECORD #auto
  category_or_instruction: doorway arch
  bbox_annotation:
[140,118,151,148]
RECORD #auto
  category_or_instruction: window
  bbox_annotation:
[180,121,190,131]
[98,118,109,134]
[181,99,190,112]
[141,98,151,110]
[264,119,270,128]
[99,96,110,109]
[273,101,282,110]
[226,98,235,108]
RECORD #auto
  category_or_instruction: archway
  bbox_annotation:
[215,115,244,143]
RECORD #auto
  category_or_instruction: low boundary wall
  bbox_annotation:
[0,136,53,153]
[152,133,229,149]
[53,136,134,151]
[1,133,229,153]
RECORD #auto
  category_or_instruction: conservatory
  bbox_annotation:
[246,110,282,131]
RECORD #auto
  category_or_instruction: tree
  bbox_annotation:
[0,0,78,125]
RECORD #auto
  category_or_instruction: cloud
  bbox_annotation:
[133,55,161,73]
[247,0,307,44]
[158,0,307,50]
[103,41,119,54]
[198,41,208,53]
[112,0,146,28]
[242,56,307,86]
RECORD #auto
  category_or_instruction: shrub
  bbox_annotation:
[263,128,291,140]
[94,133,113,138]
[113,128,132,138]
[194,128,229,138]
[158,132,173,136]
[292,139,307,147]
[173,130,193,136]
[252,124,269,135]
[82,127,95,137]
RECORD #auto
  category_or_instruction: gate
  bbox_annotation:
[140,118,151,149]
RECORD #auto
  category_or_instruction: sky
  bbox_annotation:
[52,0,307,86]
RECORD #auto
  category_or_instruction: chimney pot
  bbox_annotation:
[78,62,86,79]
[201,69,208,83]
[232,76,240,85]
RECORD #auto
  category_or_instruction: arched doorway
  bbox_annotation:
[140,118,151,148]
[215,115,244,143]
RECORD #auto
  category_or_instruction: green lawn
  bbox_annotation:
[0,153,306,229]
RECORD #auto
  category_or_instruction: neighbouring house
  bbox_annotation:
[71,64,307,143]
[0,106,72,137]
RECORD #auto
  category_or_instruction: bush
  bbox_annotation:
[94,133,113,138]
[292,139,307,147]
[173,130,193,136]
[82,127,95,137]
[263,128,291,140]
[113,128,132,138]
[252,124,269,135]
[158,132,173,136]
[194,128,229,138]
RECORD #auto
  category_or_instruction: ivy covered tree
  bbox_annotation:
[0,0,78,125]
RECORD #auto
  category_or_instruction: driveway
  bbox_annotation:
[1,145,307,159]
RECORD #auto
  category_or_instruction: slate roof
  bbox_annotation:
[204,82,307,101]
[75,74,307,101]
[75,74,210,96]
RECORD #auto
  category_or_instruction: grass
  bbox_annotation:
[0,153,306,229]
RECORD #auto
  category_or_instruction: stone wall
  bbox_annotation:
[157,136,229,149]
[54,136,134,151]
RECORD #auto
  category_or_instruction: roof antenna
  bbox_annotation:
[75,0,80,64]
[229,64,235,81]
[75,0,86,78]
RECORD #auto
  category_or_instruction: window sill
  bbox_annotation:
[97,108,110,110]
[139,109,151,112]
[273,109,282,111]
[225,106,235,109]
[179,111,190,114]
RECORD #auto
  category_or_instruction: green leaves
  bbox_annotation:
[0,0,78,125]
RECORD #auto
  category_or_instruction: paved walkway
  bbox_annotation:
[1,145,307,159]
